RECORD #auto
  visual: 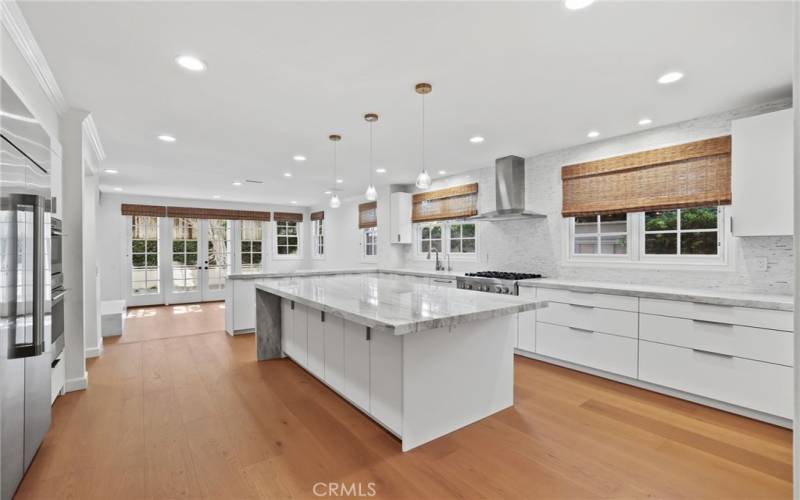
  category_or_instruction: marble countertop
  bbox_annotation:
[228,267,461,281]
[519,279,793,312]
[255,274,546,335]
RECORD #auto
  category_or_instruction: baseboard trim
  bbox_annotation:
[64,371,88,392]
[514,349,792,429]
[85,345,103,358]
[227,328,254,336]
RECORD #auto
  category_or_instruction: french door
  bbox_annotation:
[167,217,231,304]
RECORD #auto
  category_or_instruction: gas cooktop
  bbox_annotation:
[464,271,543,280]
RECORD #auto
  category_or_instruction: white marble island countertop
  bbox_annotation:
[255,273,546,335]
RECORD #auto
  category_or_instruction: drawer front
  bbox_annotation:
[639,341,793,419]
[537,288,638,312]
[640,314,793,366]
[536,322,637,378]
[639,298,793,331]
[538,302,638,339]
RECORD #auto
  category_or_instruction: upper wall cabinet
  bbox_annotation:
[390,192,412,244]
[731,108,794,236]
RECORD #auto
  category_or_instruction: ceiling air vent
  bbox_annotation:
[245,179,264,184]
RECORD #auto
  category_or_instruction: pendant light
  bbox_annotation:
[415,82,432,189]
[329,134,342,208]
[364,113,378,201]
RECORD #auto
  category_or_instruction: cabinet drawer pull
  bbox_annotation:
[568,327,594,334]
[570,304,595,310]
[692,348,734,359]
[433,279,453,284]
[366,327,371,341]
[692,319,733,327]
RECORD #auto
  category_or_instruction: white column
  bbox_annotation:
[59,109,88,391]
[793,2,799,497]
[83,171,102,357]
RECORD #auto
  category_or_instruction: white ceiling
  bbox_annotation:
[20,1,793,206]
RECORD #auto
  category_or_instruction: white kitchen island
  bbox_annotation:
[255,273,547,451]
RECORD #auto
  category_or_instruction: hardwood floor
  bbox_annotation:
[116,302,225,343]
[16,327,792,499]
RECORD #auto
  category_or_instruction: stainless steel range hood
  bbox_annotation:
[469,155,546,221]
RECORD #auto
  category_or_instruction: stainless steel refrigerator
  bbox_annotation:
[1,78,53,500]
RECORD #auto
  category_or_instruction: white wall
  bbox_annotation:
[97,193,311,302]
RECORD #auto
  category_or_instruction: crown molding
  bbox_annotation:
[82,114,106,162]
[1,0,67,114]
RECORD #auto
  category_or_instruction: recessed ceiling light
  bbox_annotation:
[638,118,653,126]
[375,168,387,174]
[158,134,176,142]
[175,55,206,72]
[658,71,684,84]
[336,178,343,184]
[438,170,447,175]
[212,195,221,199]
[283,172,292,178]
[564,0,595,10]
[290,201,297,205]
[469,136,485,144]
[232,181,242,186]
[324,190,332,194]
[587,130,600,138]
[104,169,119,174]
[113,187,123,192]
[293,155,306,162]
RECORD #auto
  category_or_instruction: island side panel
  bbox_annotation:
[255,289,283,361]
[400,314,516,452]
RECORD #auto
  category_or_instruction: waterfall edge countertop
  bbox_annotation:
[255,274,547,335]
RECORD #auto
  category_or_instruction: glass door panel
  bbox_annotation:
[203,219,231,301]
[166,217,202,304]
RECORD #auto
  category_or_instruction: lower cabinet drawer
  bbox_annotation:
[537,288,638,312]
[640,313,793,366]
[639,340,793,419]
[536,322,637,378]
[537,302,638,339]
[639,298,793,331]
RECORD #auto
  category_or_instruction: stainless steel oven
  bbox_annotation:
[50,217,62,289]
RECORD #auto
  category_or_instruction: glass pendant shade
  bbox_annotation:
[329,193,341,208]
[365,184,377,201]
[415,169,432,189]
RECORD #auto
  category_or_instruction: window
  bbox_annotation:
[363,227,378,259]
[448,222,476,255]
[415,221,477,259]
[274,220,300,257]
[312,219,324,259]
[206,219,231,290]
[240,220,264,273]
[566,206,726,266]
[171,217,199,292]
[572,214,628,256]
[130,216,160,295]
[643,207,721,257]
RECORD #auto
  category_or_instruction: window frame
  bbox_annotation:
[272,220,303,260]
[361,227,378,262]
[129,215,161,296]
[312,219,325,260]
[639,207,726,264]
[569,213,632,260]
[414,220,478,261]
[239,220,267,274]
[564,206,730,269]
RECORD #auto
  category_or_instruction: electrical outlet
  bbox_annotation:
[754,257,768,272]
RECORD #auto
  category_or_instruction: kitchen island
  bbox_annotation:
[255,273,547,451]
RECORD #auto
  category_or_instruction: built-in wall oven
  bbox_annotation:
[50,217,65,359]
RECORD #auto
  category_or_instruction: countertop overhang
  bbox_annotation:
[255,274,546,335]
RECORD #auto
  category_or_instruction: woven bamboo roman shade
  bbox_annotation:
[310,211,325,221]
[121,204,166,217]
[120,204,270,221]
[411,183,479,223]
[561,136,732,217]
[358,202,377,229]
[273,212,304,222]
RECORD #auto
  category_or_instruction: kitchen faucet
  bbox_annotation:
[427,246,445,271]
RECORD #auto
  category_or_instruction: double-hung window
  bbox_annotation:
[642,207,722,258]
[130,215,160,295]
[312,219,325,259]
[274,220,301,258]
[240,220,264,273]
[571,214,629,257]
[415,221,477,259]
[362,227,378,259]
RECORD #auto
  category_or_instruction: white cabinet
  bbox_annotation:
[536,322,638,378]
[370,329,402,434]
[307,309,325,378]
[517,287,536,352]
[639,341,793,419]
[537,288,638,312]
[537,302,638,339]
[230,280,256,333]
[639,298,793,331]
[292,303,308,367]
[344,320,371,411]
[390,192,413,244]
[323,316,346,393]
[731,108,794,236]
[281,299,295,358]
